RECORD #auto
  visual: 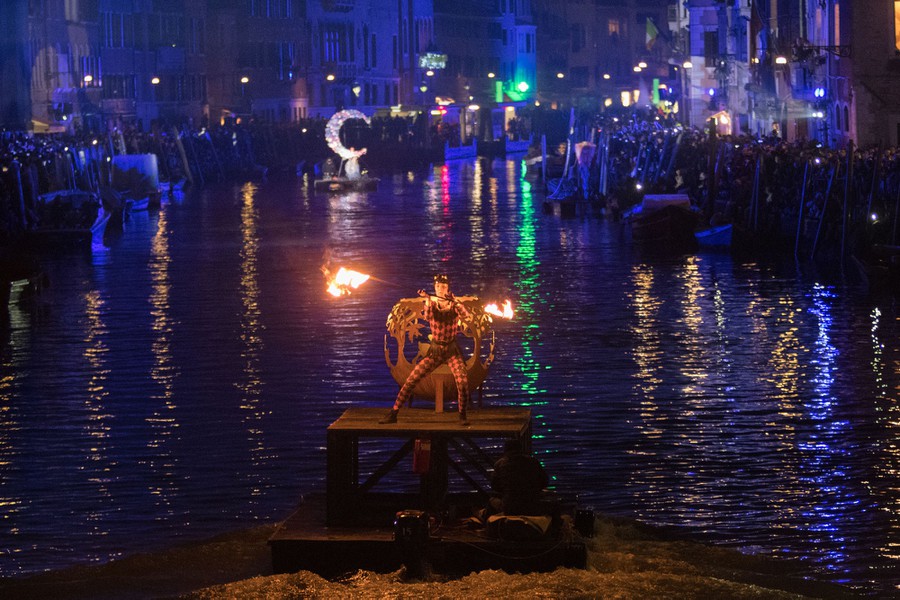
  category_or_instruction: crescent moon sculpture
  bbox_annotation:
[325,109,370,159]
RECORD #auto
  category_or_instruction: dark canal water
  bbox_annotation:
[1,158,897,596]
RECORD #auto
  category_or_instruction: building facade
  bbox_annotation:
[532,0,671,114]
[303,0,430,117]
[207,0,308,124]
[432,0,535,106]
[27,0,102,132]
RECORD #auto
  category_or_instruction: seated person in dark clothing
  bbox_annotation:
[490,439,549,515]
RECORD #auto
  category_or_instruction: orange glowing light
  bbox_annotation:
[324,266,370,297]
[484,300,514,320]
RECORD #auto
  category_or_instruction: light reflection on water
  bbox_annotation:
[146,207,179,523]
[237,182,268,510]
[0,159,897,596]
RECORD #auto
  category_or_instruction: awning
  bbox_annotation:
[31,119,66,134]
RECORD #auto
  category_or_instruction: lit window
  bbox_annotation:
[834,4,840,47]
[608,19,620,36]
[895,1,900,51]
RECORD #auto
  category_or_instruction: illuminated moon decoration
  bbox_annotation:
[325,109,370,160]
[385,297,495,401]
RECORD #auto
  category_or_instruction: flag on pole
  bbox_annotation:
[646,17,660,50]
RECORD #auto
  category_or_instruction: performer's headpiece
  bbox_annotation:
[434,274,449,284]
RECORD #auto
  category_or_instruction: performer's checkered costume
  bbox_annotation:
[392,299,471,413]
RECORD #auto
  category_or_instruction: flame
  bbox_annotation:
[324,266,371,297]
[484,299,514,320]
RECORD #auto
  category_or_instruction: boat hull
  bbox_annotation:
[25,190,109,249]
[630,205,700,249]
[695,224,733,249]
[314,177,379,193]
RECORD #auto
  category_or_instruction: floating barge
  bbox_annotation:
[313,176,379,193]
[269,407,588,576]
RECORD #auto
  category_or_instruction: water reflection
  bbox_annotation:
[512,174,545,403]
[799,284,853,579]
[0,330,22,561]
[237,183,269,511]
[144,209,181,521]
[871,307,900,574]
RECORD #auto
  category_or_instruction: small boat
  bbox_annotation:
[111,154,163,211]
[695,223,733,249]
[626,194,700,250]
[444,141,476,160]
[313,176,379,193]
[24,190,110,248]
[0,249,45,313]
[505,136,532,154]
[543,178,581,217]
[852,244,900,292]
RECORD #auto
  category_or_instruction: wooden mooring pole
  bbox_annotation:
[794,159,811,260]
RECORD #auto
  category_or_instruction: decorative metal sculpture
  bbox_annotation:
[385,296,495,400]
[324,109,369,160]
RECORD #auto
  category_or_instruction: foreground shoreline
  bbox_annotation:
[0,515,859,599]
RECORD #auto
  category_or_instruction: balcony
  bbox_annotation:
[157,47,185,72]
[322,0,354,12]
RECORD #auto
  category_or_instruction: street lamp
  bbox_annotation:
[239,76,250,113]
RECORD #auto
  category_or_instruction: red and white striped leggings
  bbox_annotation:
[393,349,469,413]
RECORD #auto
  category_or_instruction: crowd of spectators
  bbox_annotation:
[3,109,899,256]
[579,110,900,254]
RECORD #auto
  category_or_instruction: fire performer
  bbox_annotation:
[381,274,471,426]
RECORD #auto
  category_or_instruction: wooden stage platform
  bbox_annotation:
[268,406,587,575]
[326,406,532,525]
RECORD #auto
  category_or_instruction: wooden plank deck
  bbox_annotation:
[328,406,532,434]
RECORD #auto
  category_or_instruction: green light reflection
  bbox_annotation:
[514,168,547,403]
